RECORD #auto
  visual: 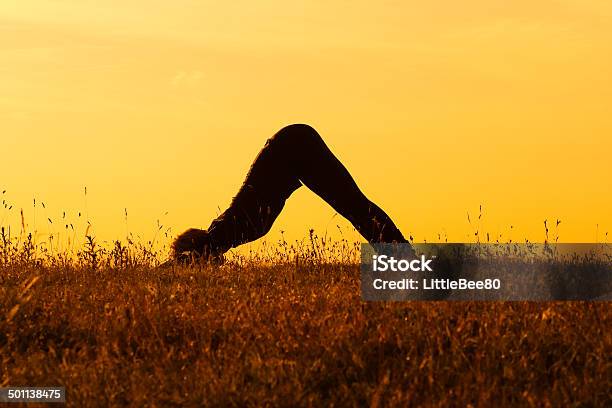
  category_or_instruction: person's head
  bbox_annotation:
[172,228,223,264]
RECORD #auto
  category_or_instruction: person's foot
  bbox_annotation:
[172,228,224,264]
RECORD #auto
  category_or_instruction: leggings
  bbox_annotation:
[204,124,407,254]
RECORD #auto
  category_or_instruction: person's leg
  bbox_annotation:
[173,124,407,259]
[270,124,407,244]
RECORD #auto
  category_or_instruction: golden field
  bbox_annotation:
[1,236,610,407]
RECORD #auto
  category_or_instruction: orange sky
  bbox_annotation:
[1,1,611,251]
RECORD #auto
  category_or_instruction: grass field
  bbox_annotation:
[1,236,611,407]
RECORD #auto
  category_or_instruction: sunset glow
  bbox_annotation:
[2,1,611,249]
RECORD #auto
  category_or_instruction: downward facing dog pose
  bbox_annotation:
[173,124,408,261]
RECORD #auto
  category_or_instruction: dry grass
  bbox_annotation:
[1,241,611,407]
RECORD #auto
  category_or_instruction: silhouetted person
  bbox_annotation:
[173,124,408,261]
